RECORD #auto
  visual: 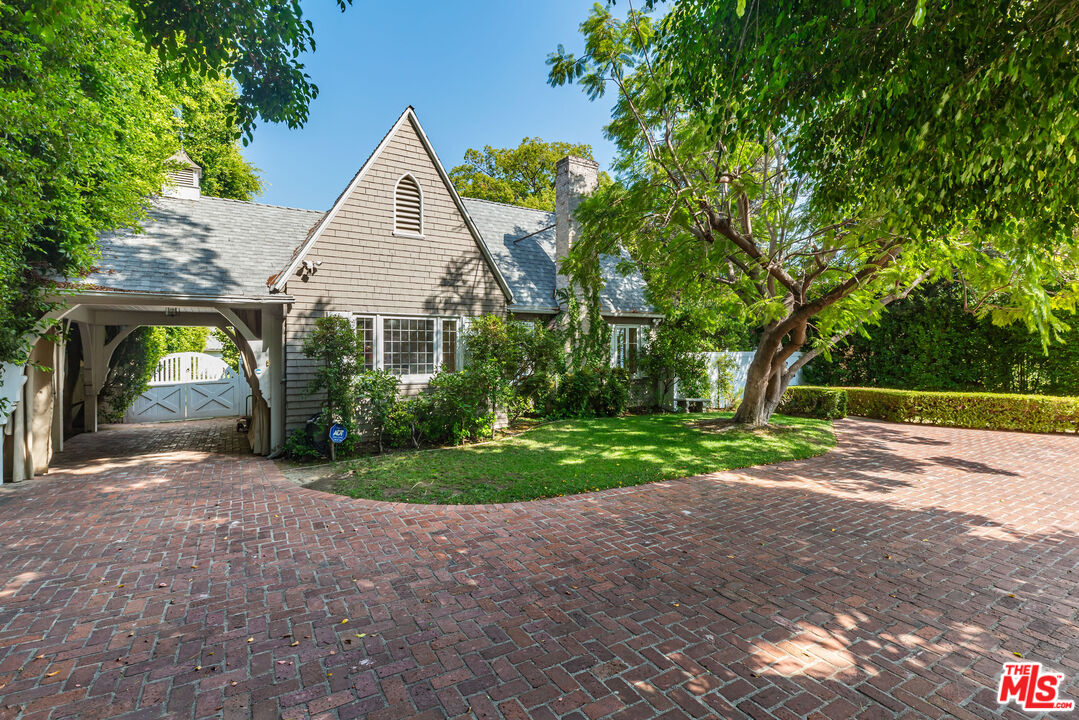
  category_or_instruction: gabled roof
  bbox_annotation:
[267,107,514,303]
[79,196,323,298]
[463,198,656,316]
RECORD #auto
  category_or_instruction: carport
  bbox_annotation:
[1,155,317,481]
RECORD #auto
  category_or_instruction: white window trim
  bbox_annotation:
[340,311,462,382]
[392,172,425,239]
[611,324,649,377]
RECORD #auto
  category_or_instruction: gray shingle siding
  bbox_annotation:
[282,116,509,429]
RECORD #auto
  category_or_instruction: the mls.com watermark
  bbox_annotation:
[998,661,1075,712]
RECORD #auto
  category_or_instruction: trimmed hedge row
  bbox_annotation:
[778,385,1079,434]
[777,386,848,419]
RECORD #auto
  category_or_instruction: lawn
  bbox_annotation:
[327,412,835,504]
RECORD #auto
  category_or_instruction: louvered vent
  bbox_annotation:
[394,175,423,235]
[170,167,198,188]
[162,150,202,199]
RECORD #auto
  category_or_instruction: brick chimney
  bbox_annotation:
[554,155,599,308]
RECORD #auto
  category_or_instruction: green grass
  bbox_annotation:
[329,412,835,505]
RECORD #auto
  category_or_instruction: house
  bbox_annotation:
[2,107,658,479]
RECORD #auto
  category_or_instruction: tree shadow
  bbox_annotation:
[0,419,1076,718]
[83,197,319,298]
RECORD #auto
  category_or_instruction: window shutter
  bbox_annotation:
[394,175,423,235]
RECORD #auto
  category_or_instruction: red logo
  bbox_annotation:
[998,661,1074,712]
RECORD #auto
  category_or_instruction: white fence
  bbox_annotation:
[126,352,249,423]
[677,351,805,408]
[150,352,234,384]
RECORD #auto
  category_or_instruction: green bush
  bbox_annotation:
[283,426,323,461]
[777,386,849,419]
[805,281,1079,395]
[384,395,425,449]
[551,366,630,418]
[354,370,399,453]
[845,387,1079,434]
[463,315,564,416]
[301,315,363,454]
[422,361,504,445]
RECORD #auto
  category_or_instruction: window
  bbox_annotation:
[613,326,643,374]
[356,316,375,371]
[393,174,423,237]
[383,318,435,375]
[442,319,457,372]
[336,312,461,378]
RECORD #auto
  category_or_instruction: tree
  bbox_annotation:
[548,1,1079,426]
[128,0,353,140]
[211,328,241,371]
[450,137,611,211]
[0,0,175,367]
[175,77,263,200]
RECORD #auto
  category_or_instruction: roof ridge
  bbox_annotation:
[162,194,325,215]
[460,196,555,215]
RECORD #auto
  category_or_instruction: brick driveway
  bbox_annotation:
[0,418,1077,720]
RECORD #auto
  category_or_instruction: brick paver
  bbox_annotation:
[0,417,1077,719]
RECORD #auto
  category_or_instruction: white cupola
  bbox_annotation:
[163,149,202,200]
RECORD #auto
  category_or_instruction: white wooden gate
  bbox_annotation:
[125,352,248,423]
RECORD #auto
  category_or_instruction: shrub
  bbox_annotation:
[713,354,739,409]
[283,425,323,461]
[354,370,399,453]
[551,366,630,418]
[384,395,425,449]
[845,387,1079,434]
[423,361,505,444]
[804,281,1079,395]
[301,315,361,452]
[641,320,708,408]
[777,386,849,420]
[463,316,564,416]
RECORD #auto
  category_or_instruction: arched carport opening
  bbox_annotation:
[3,291,287,482]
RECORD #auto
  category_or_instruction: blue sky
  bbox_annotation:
[244,1,618,210]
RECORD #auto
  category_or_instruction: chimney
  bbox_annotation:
[554,155,599,306]
[163,149,202,200]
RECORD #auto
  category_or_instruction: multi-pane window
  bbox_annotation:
[383,318,435,375]
[614,326,641,374]
[442,319,457,372]
[356,316,375,371]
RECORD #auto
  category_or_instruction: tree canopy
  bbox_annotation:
[450,137,611,211]
[176,77,264,201]
[0,0,263,367]
[548,0,1079,424]
[128,0,352,140]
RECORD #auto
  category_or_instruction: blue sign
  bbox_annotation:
[328,424,348,444]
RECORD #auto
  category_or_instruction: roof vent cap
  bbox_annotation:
[163,149,202,200]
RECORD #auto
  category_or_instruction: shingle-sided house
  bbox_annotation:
[3,107,658,477]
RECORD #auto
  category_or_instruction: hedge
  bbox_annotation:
[844,387,1079,434]
[777,386,849,419]
[803,281,1079,395]
[780,385,1079,434]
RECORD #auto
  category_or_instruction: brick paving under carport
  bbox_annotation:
[0,418,1077,720]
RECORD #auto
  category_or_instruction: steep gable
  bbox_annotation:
[270,107,511,302]
[281,108,513,428]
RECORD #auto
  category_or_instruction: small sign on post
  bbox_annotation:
[329,423,347,461]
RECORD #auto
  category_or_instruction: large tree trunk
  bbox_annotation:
[732,327,799,427]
